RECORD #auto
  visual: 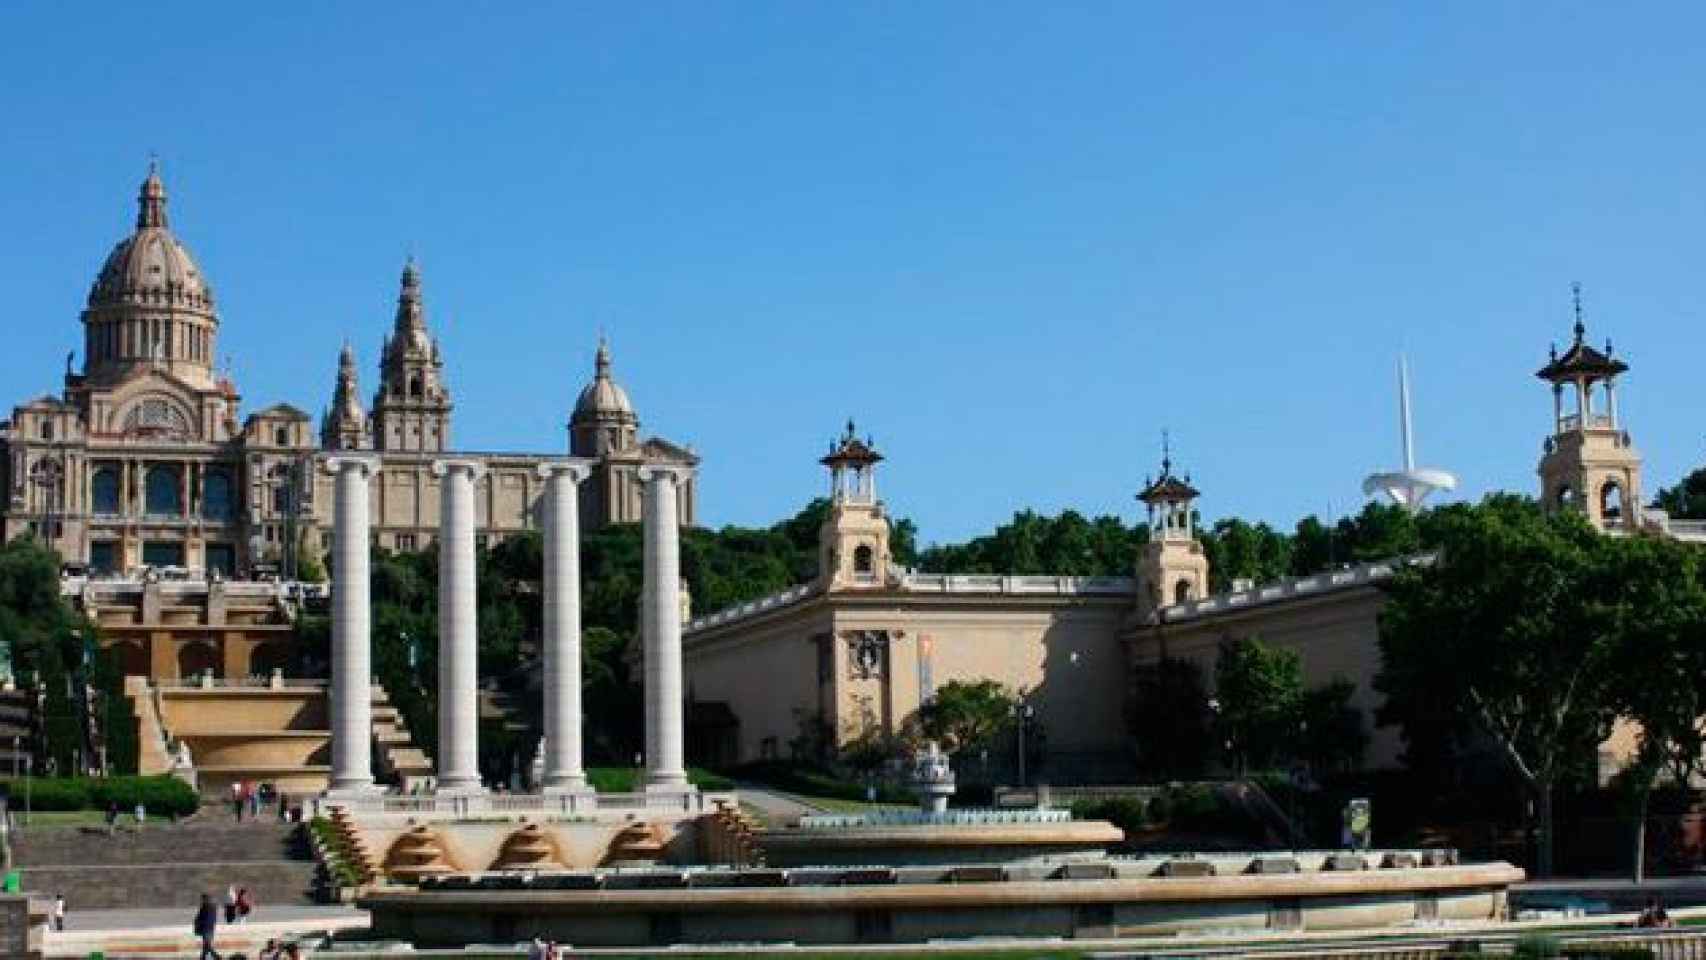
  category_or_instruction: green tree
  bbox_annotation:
[1653,466,1706,520]
[1213,636,1302,773]
[1296,678,1367,776]
[1600,533,1706,881]
[1128,656,1213,778]
[1201,519,1291,592]
[912,679,1018,754]
[1377,495,1619,876]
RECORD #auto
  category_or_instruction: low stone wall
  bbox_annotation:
[0,895,49,960]
[762,817,1123,866]
[361,858,1522,948]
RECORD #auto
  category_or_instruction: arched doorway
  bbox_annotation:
[177,641,219,680]
[250,642,291,678]
[1600,480,1625,521]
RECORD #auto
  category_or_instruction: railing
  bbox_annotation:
[900,574,1135,596]
[686,584,819,632]
[326,789,737,819]
[1162,554,1435,623]
[796,808,1074,829]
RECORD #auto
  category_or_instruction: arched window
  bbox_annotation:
[853,544,875,575]
[409,374,423,398]
[39,420,53,441]
[1174,579,1193,604]
[91,468,120,515]
[274,426,290,447]
[203,470,234,521]
[144,465,182,515]
[1601,481,1625,520]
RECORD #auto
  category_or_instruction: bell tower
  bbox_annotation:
[818,420,891,591]
[1135,434,1210,619]
[1536,284,1642,531]
[372,258,453,452]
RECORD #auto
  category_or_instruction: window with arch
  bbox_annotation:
[409,374,423,398]
[144,465,182,516]
[39,420,53,441]
[1600,480,1625,520]
[203,470,235,521]
[1174,578,1194,604]
[92,468,120,515]
[853,544,875,576]
[274,426,290,447]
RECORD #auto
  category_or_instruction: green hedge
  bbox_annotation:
[0,775,198,816]
[1069,796,1147,837]
[584,767,734,793]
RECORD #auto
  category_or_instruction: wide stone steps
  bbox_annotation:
[13,820,320,909]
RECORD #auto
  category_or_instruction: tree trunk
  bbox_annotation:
[1536,779,1555,878]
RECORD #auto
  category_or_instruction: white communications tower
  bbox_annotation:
[1361,357,1457,513]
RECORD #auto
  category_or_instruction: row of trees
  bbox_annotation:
[1376,494,1706,877]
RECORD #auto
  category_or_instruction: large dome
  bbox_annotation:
[86,166,215,315]
[573,339,635,419]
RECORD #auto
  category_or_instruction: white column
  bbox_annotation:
[538,460,591,793]
[433,459,485,794]
[638,464,691,791]
[324,456,378,795]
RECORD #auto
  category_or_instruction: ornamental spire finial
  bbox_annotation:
[1571,281,1585,343]
[137,157,168,230]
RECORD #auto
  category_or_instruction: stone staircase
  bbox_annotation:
[11,819,319,909]
[372,687,432,791]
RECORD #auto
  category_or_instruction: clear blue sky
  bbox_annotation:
[3,3,1702,545]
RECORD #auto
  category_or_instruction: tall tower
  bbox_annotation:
[321,342,372,450]
[371,258,452,452]
[1361,357,1457,513]
[1135,435,1210,618]
[80,162,221,391]
[1536,284,1642,530]
[818,420,891,591]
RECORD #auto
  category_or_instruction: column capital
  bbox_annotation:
[536,458,594,484]
[322,454,380,479]
[637,462,694,485]
[431,458,487,481]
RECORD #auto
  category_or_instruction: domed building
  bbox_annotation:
[0,167,697,682]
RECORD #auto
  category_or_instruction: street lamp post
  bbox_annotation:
[1014,702,1036,789]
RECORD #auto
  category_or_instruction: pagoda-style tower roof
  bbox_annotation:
[1537,284,1628,383]
[821,419,883,469]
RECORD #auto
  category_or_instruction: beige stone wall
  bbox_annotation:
[1134,586,1398,768]
[683,594,1132,767]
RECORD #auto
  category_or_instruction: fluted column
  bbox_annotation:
[324,455,379,794]
[433,459,485,794]
[639,464,691,791]
[538,460,591,793]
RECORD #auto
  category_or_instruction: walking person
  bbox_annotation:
[236,887,253,924]
[193,892,221,960]
[232,782,243,823]
[134,800,146,827]
[104,802,119,836]
[53,893,65,932]
[223,884,238,925]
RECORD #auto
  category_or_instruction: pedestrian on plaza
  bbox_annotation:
[528,937,549,960]
[249,788,260,819]
[236,886,253,924]
[231,782,244,822]
[223,884,238,924]
[104,801,119,836]
[53,893,65,932]
[134,800,146,827]
[277,792,290,823]
[193,892,221,960]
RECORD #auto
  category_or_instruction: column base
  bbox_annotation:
[645,772,693,792]
[324,779,380,799]
[541,774,591,794]
[433,777,486,796]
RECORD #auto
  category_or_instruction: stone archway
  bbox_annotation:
[249,641,291,678]
[177,641,219,680]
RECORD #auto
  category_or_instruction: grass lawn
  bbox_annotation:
[585,767,735,793]
[10,810,167,830]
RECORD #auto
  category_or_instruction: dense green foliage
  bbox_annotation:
[1127,657,1214,778]
[0,774,197,815]
[1377,495,1706,876]
[1653,466,1706,520]
[917,510,1146,575]
[910,679,1019,753]
[0,537,137,776]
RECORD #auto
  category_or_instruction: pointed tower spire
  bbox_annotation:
[595,333,612,380]
[137,158,168,229]
[396,256,425,333]
[1571,281,1586,343]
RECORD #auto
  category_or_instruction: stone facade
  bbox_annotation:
[0,168,697,583]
